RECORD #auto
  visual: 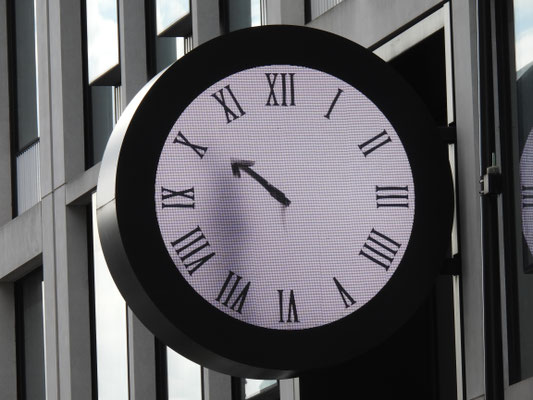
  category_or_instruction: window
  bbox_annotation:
[505,0,533,385]
[146,0,192,78]
[234,379,279,400]
[304,0,343,22]
[83,0,121,167]
[15,268,45,400]
[90,193,129,399]
[7,0,41,215]
[220,0,263,33]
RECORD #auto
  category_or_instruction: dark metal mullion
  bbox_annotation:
[80,0,94,168]
[6,0,19,217]
[86,204,99,399]
[144,0,157,79]
[478,0,505,399]
[154,339,168,400]
[14,281,26,400]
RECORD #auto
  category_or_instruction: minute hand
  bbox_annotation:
[231,159,291,207]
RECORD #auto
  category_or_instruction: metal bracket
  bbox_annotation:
[437,124,457,144]
[480,154,502,196]
[441,254,461,276]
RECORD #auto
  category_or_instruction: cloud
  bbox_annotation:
[516,27,533,71]
[156,0,189,34]
[86,0,119,82]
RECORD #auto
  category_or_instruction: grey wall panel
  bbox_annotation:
[16,141,41,214]
[307,0,443,48]
[192,0,221,47]
[0,203,42,281]
[0,283,17,399]
[0,0,12,225]
[266,0,305,25]
[450,1,485,399]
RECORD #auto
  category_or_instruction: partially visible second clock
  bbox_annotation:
[97,25,454,378]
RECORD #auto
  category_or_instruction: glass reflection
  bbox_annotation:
[91,193,129,399]
[156,0,190,34]
[85,0,119,82]
[167,347,202,400]
[244,379,277,398]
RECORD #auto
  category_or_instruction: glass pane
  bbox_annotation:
[85,0,119,82]
[91,193,129,400]
[16,268,45,400]
[13,0,39,151]
[155,37,186,75]
[251,0,262,26]
[244,379,277,398]
[90,86,114,164]
[167,347,202,400]
[156,0,190,34]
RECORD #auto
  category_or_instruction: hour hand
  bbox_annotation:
[231,159,291,207]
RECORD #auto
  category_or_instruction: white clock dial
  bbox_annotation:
[521,128,533,255]
[155,65,415,330]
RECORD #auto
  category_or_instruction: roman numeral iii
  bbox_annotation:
[359,228,401,271]
[376,186,409,208]
[161,187,195,208]
[265,73,295,106]
[171,226,215,275]
[278,289,299,323]
[216,271,250,314]
[523,186,533,208]
[173,131,207,159]
[358,130,392,157]
[211,84,246,123]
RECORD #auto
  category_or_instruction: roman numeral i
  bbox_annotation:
[265,73,295,106]
[171,226,215,275]
[216,271,250,314]
[211,84,246,123]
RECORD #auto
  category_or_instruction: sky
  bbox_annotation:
[514,0,533,71]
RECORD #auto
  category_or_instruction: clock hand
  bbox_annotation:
[231,159,291,207]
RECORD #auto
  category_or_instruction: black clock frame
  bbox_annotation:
[97,25,454,378]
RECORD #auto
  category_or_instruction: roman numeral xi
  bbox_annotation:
[171,226,215,275]
[265,73,295,106]
[211,84,246,123]
[359,228,401,271]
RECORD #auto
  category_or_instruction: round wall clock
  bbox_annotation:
[521,128,533,257]
[97,25,454,378]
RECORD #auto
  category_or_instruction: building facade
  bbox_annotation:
[0,0,531,399]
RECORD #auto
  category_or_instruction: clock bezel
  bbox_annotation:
[97,25,454,378]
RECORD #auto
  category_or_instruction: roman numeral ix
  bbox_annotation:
[216,271,250,314]
[265,73,295,106]
[333,277,356,308]
[359,130,392,157]
[278,289,299,323]
[173,131,207,159]
[161,187,195,208]
[523,186,533,208]
[376,186,409,208]
[171,226,215,275]
[359,228,401,271]
[211,84,246,123]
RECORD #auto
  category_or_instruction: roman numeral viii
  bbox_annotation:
[376,186,409,208]
[265,73,295,106]
[359,130,392,157]
[171,226,215,275]
[523,186,533,208]
[161,187,195,208]
[278,289,299,323]
[173,131,207,159]
[211,84,246,123]
[359,228,401,271]
[216,271,250,314]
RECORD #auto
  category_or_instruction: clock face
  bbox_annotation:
[96,25,453,377]
[521,128,533,255]
[154,65,415,330]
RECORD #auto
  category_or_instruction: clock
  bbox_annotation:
[97,25,453,378]
[521,128,533,261]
